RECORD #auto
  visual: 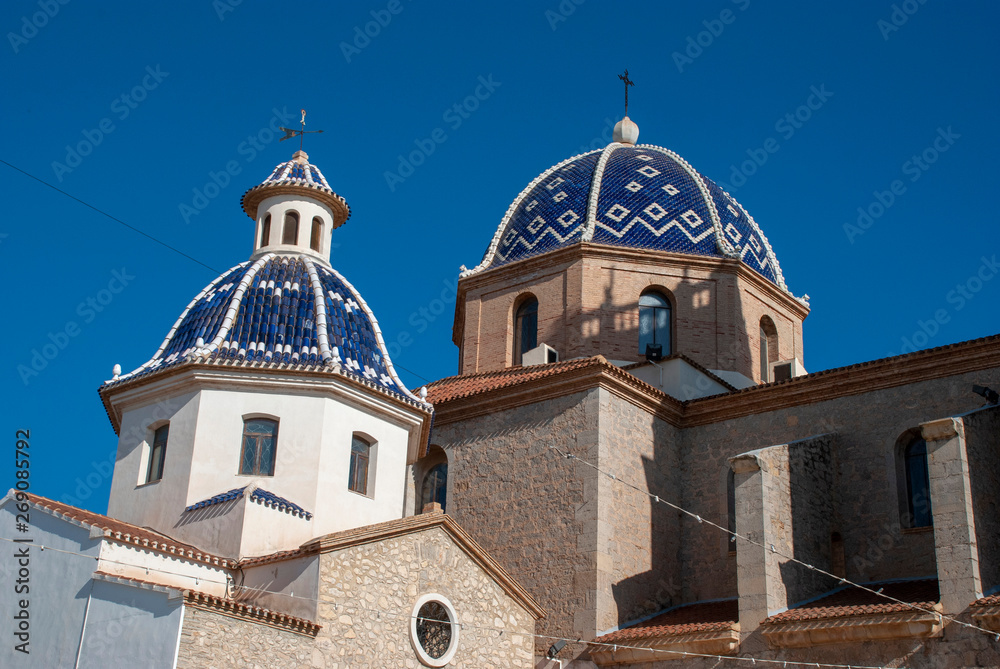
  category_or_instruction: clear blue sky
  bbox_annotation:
[3,1,997,512]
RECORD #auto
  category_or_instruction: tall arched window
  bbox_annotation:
[421,463,448,512]
[513,296,538,365]
[146,424,168,483]
[638,291,671,357]
[260,214,271,248]
[759,316,778,381]
[240,418,278,476]
[904,438,933,528]
[349,435,373,495]
[282,211,299,245]
[310,216,323,252]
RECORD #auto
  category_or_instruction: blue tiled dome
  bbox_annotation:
[241,150,351,227]
[467,142,790,292]
[106,254,419,403]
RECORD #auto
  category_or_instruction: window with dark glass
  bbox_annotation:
[421,463,448,512]
[760,317,778,382]
[905,438,932,527]
[513,297,538,365]
[349,435,371,495]
[638,291,670,356]
[310,216,323,252]
[146,425,168,483]
[282,211,299,245]
[260,214,271,247]
[415,601,453,661]
[239,419,277,476]
[759,325,769,381]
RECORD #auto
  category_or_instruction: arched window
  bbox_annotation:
[240,418,277,476]
[638,291,671,357]
[310,216,323,252]
[349,435,373,495]
[260,214,271,248]
[421,463,448,512]
[513,296,538,365]
[145,424,168,483]
[904,438,933,528]
[282,211,299,245]
[760,316,778,381]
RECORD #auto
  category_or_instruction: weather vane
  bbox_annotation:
[280,109,324,150]
[618,69,635,115]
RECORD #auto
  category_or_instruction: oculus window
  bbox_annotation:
[410,594,459,667]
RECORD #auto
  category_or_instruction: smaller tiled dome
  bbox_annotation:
[241,150,351,227]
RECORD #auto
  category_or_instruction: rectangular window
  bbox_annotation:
[349,436,371,495]
[146,425,168,483]
[240,419,278,476]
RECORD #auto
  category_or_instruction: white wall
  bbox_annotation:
[241,554,320,620]
[77,580,183,669]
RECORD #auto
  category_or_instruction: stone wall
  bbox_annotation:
[964,404,1000,594]
[175,605,315,668]
[598,388,683,631]
[679,369,1000,604]
[430,389,600,658]
[314,525,535,668]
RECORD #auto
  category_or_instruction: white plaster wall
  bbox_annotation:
[0,504,101,668]
[97,542,229,597]
[240,554,320,620]
[253,195,335,262]
[77,580,183,669]
[107,390,199,536]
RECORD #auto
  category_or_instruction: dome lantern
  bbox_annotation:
[240,150,351,266]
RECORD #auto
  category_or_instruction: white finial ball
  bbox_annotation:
[419,386,428,401]
[196,337,205,348]
[613,116,639,145]
[112,363,121,378]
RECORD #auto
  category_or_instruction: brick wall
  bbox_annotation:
[457,247,805,382]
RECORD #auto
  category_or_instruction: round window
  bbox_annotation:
[410,594,459,666]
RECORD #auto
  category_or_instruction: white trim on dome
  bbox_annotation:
[110,261,249,384]
[582,143,623,242]
[634,144,736,259]
[206,254,273,355]
[318,266,429,408]
[302,257,336,364]
[718,187,789,292]
[461,149,602,278]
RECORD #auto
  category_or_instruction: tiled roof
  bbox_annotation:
[93,572,321,635]
[593,599,739,644]
[100,254,424,406]
[13,491,230,567]
[186,486,313,520]
[465,142,790,295]
[240,151,350,227]
[973,594,1000,607]
[425,356,610,404]
[763,579,939,624]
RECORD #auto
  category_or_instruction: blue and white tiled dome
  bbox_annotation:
[241,150,351,227]
[466,136,792,294]
[106,254,419,402]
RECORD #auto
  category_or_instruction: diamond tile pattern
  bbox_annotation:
[479,143,784,289]
[491,151,601,266]
[111,255,407,398]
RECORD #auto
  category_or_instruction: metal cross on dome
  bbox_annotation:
[279,109,324,150]
[618,69,635,115]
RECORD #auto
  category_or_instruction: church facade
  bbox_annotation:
[3,113,1000,668]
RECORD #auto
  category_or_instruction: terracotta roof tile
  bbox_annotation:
[973,594,1000,607]
[763,579,939,624]
[592,599,739,644]
[14,491,230,567]
[425,356,611,404]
